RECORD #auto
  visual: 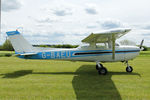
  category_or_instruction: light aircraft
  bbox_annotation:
[6,28,143,75]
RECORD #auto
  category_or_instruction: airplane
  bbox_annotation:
[6,28,143,75]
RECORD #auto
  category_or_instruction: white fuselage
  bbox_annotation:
[19,45,140,63]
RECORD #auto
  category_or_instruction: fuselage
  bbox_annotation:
[18,45,140,62]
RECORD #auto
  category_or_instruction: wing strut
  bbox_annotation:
[112,34,116,60]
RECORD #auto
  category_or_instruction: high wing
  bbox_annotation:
[82,28,131,44]
[82,28,131,59]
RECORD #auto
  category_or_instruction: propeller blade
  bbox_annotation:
[140,39,144,49]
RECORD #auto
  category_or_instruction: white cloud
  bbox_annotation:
[36,17,54,23]
[40,1,77,17]
[0,22,7,44]
[85,4,98,15]
[117,29,150,46]
[130,23,150,30]
[97,19,129,29]
[139,24,150,30]
[51,7,73,16]
[1,0,150,47]
[29,16,59,23]
[53,9,72,16]
[86,24,98,29]
[1,22,6,30]
[1,0,22,12]
[0,33,6,45]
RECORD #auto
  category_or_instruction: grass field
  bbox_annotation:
[0,51,150,100]
[0,51,14,57]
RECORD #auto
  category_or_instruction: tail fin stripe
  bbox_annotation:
[6,31,20,36]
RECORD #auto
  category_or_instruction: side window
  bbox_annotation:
[96,43,108,49]
[115,43,120,46]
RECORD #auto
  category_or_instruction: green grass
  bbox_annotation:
[0,51,150,100]
[139,51,150,56]
[0,51,15,57]
[0,51,15,54]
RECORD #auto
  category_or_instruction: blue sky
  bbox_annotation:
[1,0,150,46]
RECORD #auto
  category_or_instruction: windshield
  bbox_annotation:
[115,43,120,46]
[77,43,90,49]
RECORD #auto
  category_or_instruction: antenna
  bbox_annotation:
[16,27,23,34]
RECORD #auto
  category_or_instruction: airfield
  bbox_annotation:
[0,51,150,100]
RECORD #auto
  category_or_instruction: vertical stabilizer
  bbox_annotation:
[6,30,34,53]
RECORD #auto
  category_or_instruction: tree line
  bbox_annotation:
[0,39,79,51]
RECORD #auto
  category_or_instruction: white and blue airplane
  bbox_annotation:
[6,28,143,75]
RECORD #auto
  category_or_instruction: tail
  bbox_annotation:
[6,30,34,53]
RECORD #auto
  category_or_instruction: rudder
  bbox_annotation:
[6,30,34,53]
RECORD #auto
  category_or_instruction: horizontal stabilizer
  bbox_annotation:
[15,53,37,56]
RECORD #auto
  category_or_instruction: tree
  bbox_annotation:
[2,39,14,51]
[119,40,136,46]
[142,46,149,51]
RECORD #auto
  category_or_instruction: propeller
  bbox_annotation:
[139,39,144,50]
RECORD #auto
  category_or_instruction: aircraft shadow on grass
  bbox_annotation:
[72,65,140,100]
[0,65,140,100]
[1,70,33,78]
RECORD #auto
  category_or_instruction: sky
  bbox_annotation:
[1,0,150,46]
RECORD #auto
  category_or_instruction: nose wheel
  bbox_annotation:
[126,66,133,72]
[96,62,107,75]
[125,61,133,73]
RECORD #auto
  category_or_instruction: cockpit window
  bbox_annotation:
[77,44,90,49]
[115,43,120,46]
[78,42,120,49]
[96,43,107,48]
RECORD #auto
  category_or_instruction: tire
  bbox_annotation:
[96,65,99,70]
[96,64,103,70]
[126,66,133,72]
[98,67,107,75]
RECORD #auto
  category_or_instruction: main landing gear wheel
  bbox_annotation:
[96,64,103,70]
[96,63,108,75]
[98,67,107,75]
[126,66,133,72]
